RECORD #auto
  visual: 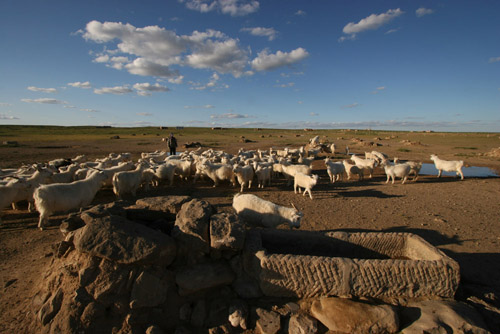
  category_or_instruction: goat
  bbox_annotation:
[324,158,345,183]
[342,160,364,181]
[198,161,236,187]
[294,172,319,200]
[394,158,422,181]
[232,193,302,229]
[430,154,464,180]
[280,162,312,186]
[382,161,411,184]
[0,179,30,224]
[112,163,151,198]
[350,155,376,178]
[233,164,254,192]
[255,165,272,188]
[34,170,107,230]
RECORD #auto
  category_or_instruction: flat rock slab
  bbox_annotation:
[175,261,235,295]
[255,308,281,334]
[127,196,192,221]
[73,215,177,266]
[401,300,491,334]
[311,297,399,334]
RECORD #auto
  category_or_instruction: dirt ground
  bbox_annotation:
[1,133,500,333]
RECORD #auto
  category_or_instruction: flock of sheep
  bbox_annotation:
[0,135,466,230]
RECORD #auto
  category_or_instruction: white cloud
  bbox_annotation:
[137,112,153,116]
[488,57,500,63]
[83,21,250,77]
[241,27,278,41]
[251,47,309,71]
[0,102,12,106]
[168,75,184,84]
[371,86,386,94]
[93,86,133,95]
[182,0,259,16]
[21,98,67,104]
[27,86,57,93]
[80,108,99,113]
[184,104,216,109]
[211,112,250,119]
[295,10,306,16]
[385,28,399,34]
[310,112,319,116]
[133,82,170,96]
[340,8,404,41]
[68,81,92,89]
[0,113,19,120]
[274,82,295,88]
[416,7,434,17]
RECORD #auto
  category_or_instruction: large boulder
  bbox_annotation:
[73,215,177,266]
[310,297,399,334]
[210,213,246,251]
[172,199,214,264]
[127,196,192,222]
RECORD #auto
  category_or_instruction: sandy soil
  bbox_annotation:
[1,134,499,332]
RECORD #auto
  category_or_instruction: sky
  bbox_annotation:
[1,0,499,132]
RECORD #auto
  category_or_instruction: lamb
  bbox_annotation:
[198,161,236,187]
[382,161,411,184]
[324,158,345,183]
[232,193,302,229]
[294,172,319,200]
[430,154,464,180]
[34,170,107,230]
[255,165,272,188]
[342,160,364,181]
[350,155,376,178]
[233,164,254,192]
[112,163,152,198]
[48,163,81,184]
[280,162,312,186]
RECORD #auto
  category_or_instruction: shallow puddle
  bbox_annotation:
[419,163,499,178]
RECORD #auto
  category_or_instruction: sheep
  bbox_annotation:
[10,168,53,211]
[342,160,364,181]
[430,154,464,180]
[0,179,30,224]
[394,158,422,181]
[382,161,411,184]
[198,161,236,187]
[233,164,254,192]
[232,193,302,229]
[151,162,177,186]
[112,163,151,198]
[350,155,376,178]
[48,163,81,184]
[34,170,107,230]
[101,161,136,186]
[255,165,272,188]
[280,162,312,186]
[324,158,345,183]
[294,172,319,200]
[309,135,320,146]
[169,158,193,181]
[297,153,314,167]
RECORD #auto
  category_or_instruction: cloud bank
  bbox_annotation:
[340,8,404,41]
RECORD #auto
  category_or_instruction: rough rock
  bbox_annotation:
[255,308,281,334]
[37,288,64,325]
[310,297,399,334]
[127,195,192,222]
[80,201,130,224]
[73,215,177,266]
[228,299,248,329]
[288,313,318,334]
[172,199,214,263]
[190,299,206,328]
[175,261,235,295]
[401,300,491,334]
[210,213,246,251]
[130,270,169,309]
[81,301,106,328]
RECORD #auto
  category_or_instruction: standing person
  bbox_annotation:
[167,133,178,156]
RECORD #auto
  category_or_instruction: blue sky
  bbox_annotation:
[1,0,499,131]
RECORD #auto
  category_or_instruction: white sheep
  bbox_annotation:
[48,163,81,184]
[350,155,376,178]
[382,161,411,184]
[151,162,177,186]
[342,160,364,181]
[11,168,53,211]
[169,158,193,181]
[294,172,319,200]
[112,163,151,198]
[0,179,30,224]
[255,165,272,188]
[34,170,107,230]
[232,193,302,229]
[233,164,254,192]
[101,161,136,186]
[324,158,345,183]
[280,162,312,186]
[394,158,422,181]
[198,161,236,187]
[430,154,464,180]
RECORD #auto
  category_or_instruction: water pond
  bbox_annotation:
[419,163,499,178]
